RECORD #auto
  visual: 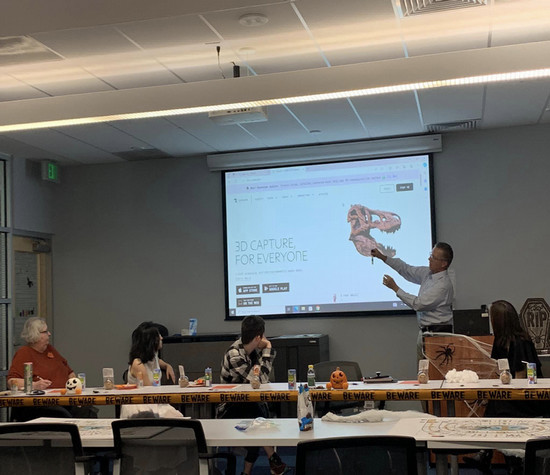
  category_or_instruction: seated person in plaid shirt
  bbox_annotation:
[218,315,289,475]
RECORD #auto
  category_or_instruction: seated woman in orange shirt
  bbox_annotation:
[7,317,97,421]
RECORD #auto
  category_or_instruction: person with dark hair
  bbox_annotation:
[218,315,289,475]
[464,300,548,474]
[121,322,180,418]
[371,242,455,358]
[127,321,175,386]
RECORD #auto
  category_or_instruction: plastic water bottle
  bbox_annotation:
[307,364,316,387]
[205,367,212,387]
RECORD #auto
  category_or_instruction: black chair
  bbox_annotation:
[314,360,364,416]
[0,422,95,475]
[295,435,418,475]
[524,437,550,474]
[111,418,236,475]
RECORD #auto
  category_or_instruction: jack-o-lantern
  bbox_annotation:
[66,377,83,395]
[326,367,348,390]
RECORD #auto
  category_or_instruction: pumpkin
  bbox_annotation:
[65,377,83,395]
[326,367,348,390]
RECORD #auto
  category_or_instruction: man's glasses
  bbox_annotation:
[429,254,446,262]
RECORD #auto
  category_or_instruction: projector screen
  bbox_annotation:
[223,154,435,319]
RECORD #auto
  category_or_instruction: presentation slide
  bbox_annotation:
[223,154,434,319]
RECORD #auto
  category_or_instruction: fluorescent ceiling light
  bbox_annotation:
[1,41,549,133]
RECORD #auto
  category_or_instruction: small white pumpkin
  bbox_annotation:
[66,377,82,394]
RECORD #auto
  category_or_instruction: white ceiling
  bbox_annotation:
[1,0,550,165]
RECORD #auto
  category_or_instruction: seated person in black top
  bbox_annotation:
[465,300,549,473]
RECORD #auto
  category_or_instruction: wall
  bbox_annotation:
[34,123,549,411]
[12,157,57,235]
[435,127,550,307]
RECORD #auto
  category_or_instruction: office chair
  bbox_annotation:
[524,437,550,474]
[314,360,364,416]
[111,418,236,475]
[0,422,95,475]
[295,435,418,475]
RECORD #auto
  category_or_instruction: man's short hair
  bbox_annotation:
[435,242,453,266]
[241,315,266,344]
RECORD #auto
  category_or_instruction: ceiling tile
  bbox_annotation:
[0,74,48,101]
[202,3,327,72]
[238,105,318,147]
[32,27,139,58]
[352,93,425,137]
[417,86,485,126]
[3,0,284,37]
[295,0,405,65]
[240,51,327,75]
[84,56,182,89]
[168,113,268,152]
[288,99,368,142]
[203,3,306,40]
[6,62,113,96]
[483,79,550,128]
[58,123,153,153]
[116,15,219,50]
[0,135,74,163]
[399,9,490,56]
[159,62,226,83]
[34,77,113,96]
[490,0,550,46]
[6,129,124,164]
[110,118,216,157]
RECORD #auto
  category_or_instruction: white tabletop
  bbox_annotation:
[27,415,550,453]
[27,417,407,448]
[440,378,550,390]
[200,418,403,446]
[393,416,550,451]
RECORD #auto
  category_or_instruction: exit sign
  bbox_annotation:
[41,161,60,183]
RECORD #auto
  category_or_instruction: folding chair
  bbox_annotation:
[0,422,95,475]
[296,435,418,475]
[111,418,236,475]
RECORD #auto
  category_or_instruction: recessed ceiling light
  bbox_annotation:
[309,130,322,135]
[239,13,269,27]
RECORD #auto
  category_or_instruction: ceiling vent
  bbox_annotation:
[426,119,480,133]
[113,148,172,161]
[395,0,487,18]
[0,36,62,66]
[208,107,268,126]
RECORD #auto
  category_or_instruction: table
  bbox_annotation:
[28,415,550,475]
[28,416,403,448]
[3,379,550,409]
[0,382,431,408]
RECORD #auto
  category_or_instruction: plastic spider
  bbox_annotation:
[434,343,455,366]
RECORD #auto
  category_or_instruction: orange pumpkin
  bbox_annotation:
[326,367,348,390]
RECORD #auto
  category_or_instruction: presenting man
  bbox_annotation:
[218,315,289,475]
[371,242,455,358]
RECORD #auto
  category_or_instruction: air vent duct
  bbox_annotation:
[113,148,172,161]
[395,0,486,18]
[427,119,479,133]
